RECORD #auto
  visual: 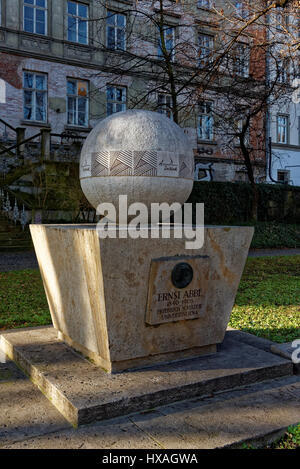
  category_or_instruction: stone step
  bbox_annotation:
[0,327,294,428]
[0,357,72,448]
[0,245,33,252]
[0,240,33,252]
[0,223,32,251]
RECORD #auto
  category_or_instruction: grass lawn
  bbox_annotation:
[0,269,50,330]
[0,255,300,341]
[230,255,300,343]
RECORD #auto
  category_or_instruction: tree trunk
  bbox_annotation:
[240,132,258,222]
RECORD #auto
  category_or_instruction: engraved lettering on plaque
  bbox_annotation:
[145,255,210,325]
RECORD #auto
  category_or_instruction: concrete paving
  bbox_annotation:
[0,359,71,447]
[1,371,300,449]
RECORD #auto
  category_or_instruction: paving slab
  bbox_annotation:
[0,326,293,427]
[0,357,71,448]
[271,342,300,375]
[129,375,300,449]
[2,376,300,449]
[1,415,160,450]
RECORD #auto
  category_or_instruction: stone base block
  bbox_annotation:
[0,327,293,427]
[57,330,217,372]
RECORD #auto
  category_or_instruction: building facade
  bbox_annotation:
[266,4,300,186]
[0,0,279,185]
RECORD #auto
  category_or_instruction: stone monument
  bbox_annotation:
[29,110,254,373]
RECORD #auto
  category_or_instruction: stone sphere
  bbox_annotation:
[80,110,194,220]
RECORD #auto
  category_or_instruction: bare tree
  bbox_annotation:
[82,0,298,219]
[3,0,299,220]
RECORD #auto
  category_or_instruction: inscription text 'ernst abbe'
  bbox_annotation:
[146,256,210,326]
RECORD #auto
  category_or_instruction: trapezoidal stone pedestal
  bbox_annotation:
[29,224,254,373]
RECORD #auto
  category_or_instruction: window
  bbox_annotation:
[277,115,289,144]
[107,11,126,50]
[233,44,250,77]
[67,79,89,127]
[197,0,213,8]
[235,1,248,19]
[106,86,126,116]
[278,58,290,84]
[158,93,173,119]
[24,0,47,35]
[275,8,289,32]
[67,1,88,44]
[277,170,290,183]
[158,26,175,60]
[236,119,249,146]
[198,101,213,141]
[198,33,214,68]
[23,71,47,122]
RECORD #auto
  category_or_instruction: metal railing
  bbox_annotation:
[0,118,17,134]
[0,132,42,156]
[0,121,87,159]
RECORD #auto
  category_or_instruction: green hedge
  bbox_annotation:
[187,181,300,225]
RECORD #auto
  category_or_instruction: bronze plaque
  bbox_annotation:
[145,255,210,325]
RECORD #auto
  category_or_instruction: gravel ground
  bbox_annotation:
[0,248,300,272]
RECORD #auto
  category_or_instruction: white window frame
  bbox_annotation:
[23,0,48,36]
[198,33,214,68]
[67,1,89,45]
[23,71,47,123]
[235,1,248,19]
[277,114,289,144]
[197,0,213,9]
[233,43,250,77]
[158,25,175,61]
[198,101,214,141]
[106,10,126,51]
[274,7,289,32]
[106,85,127,116]
[236,119,250,146]
[67,78,89,127]
[277,57,290,84]
[157,93,173,119]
